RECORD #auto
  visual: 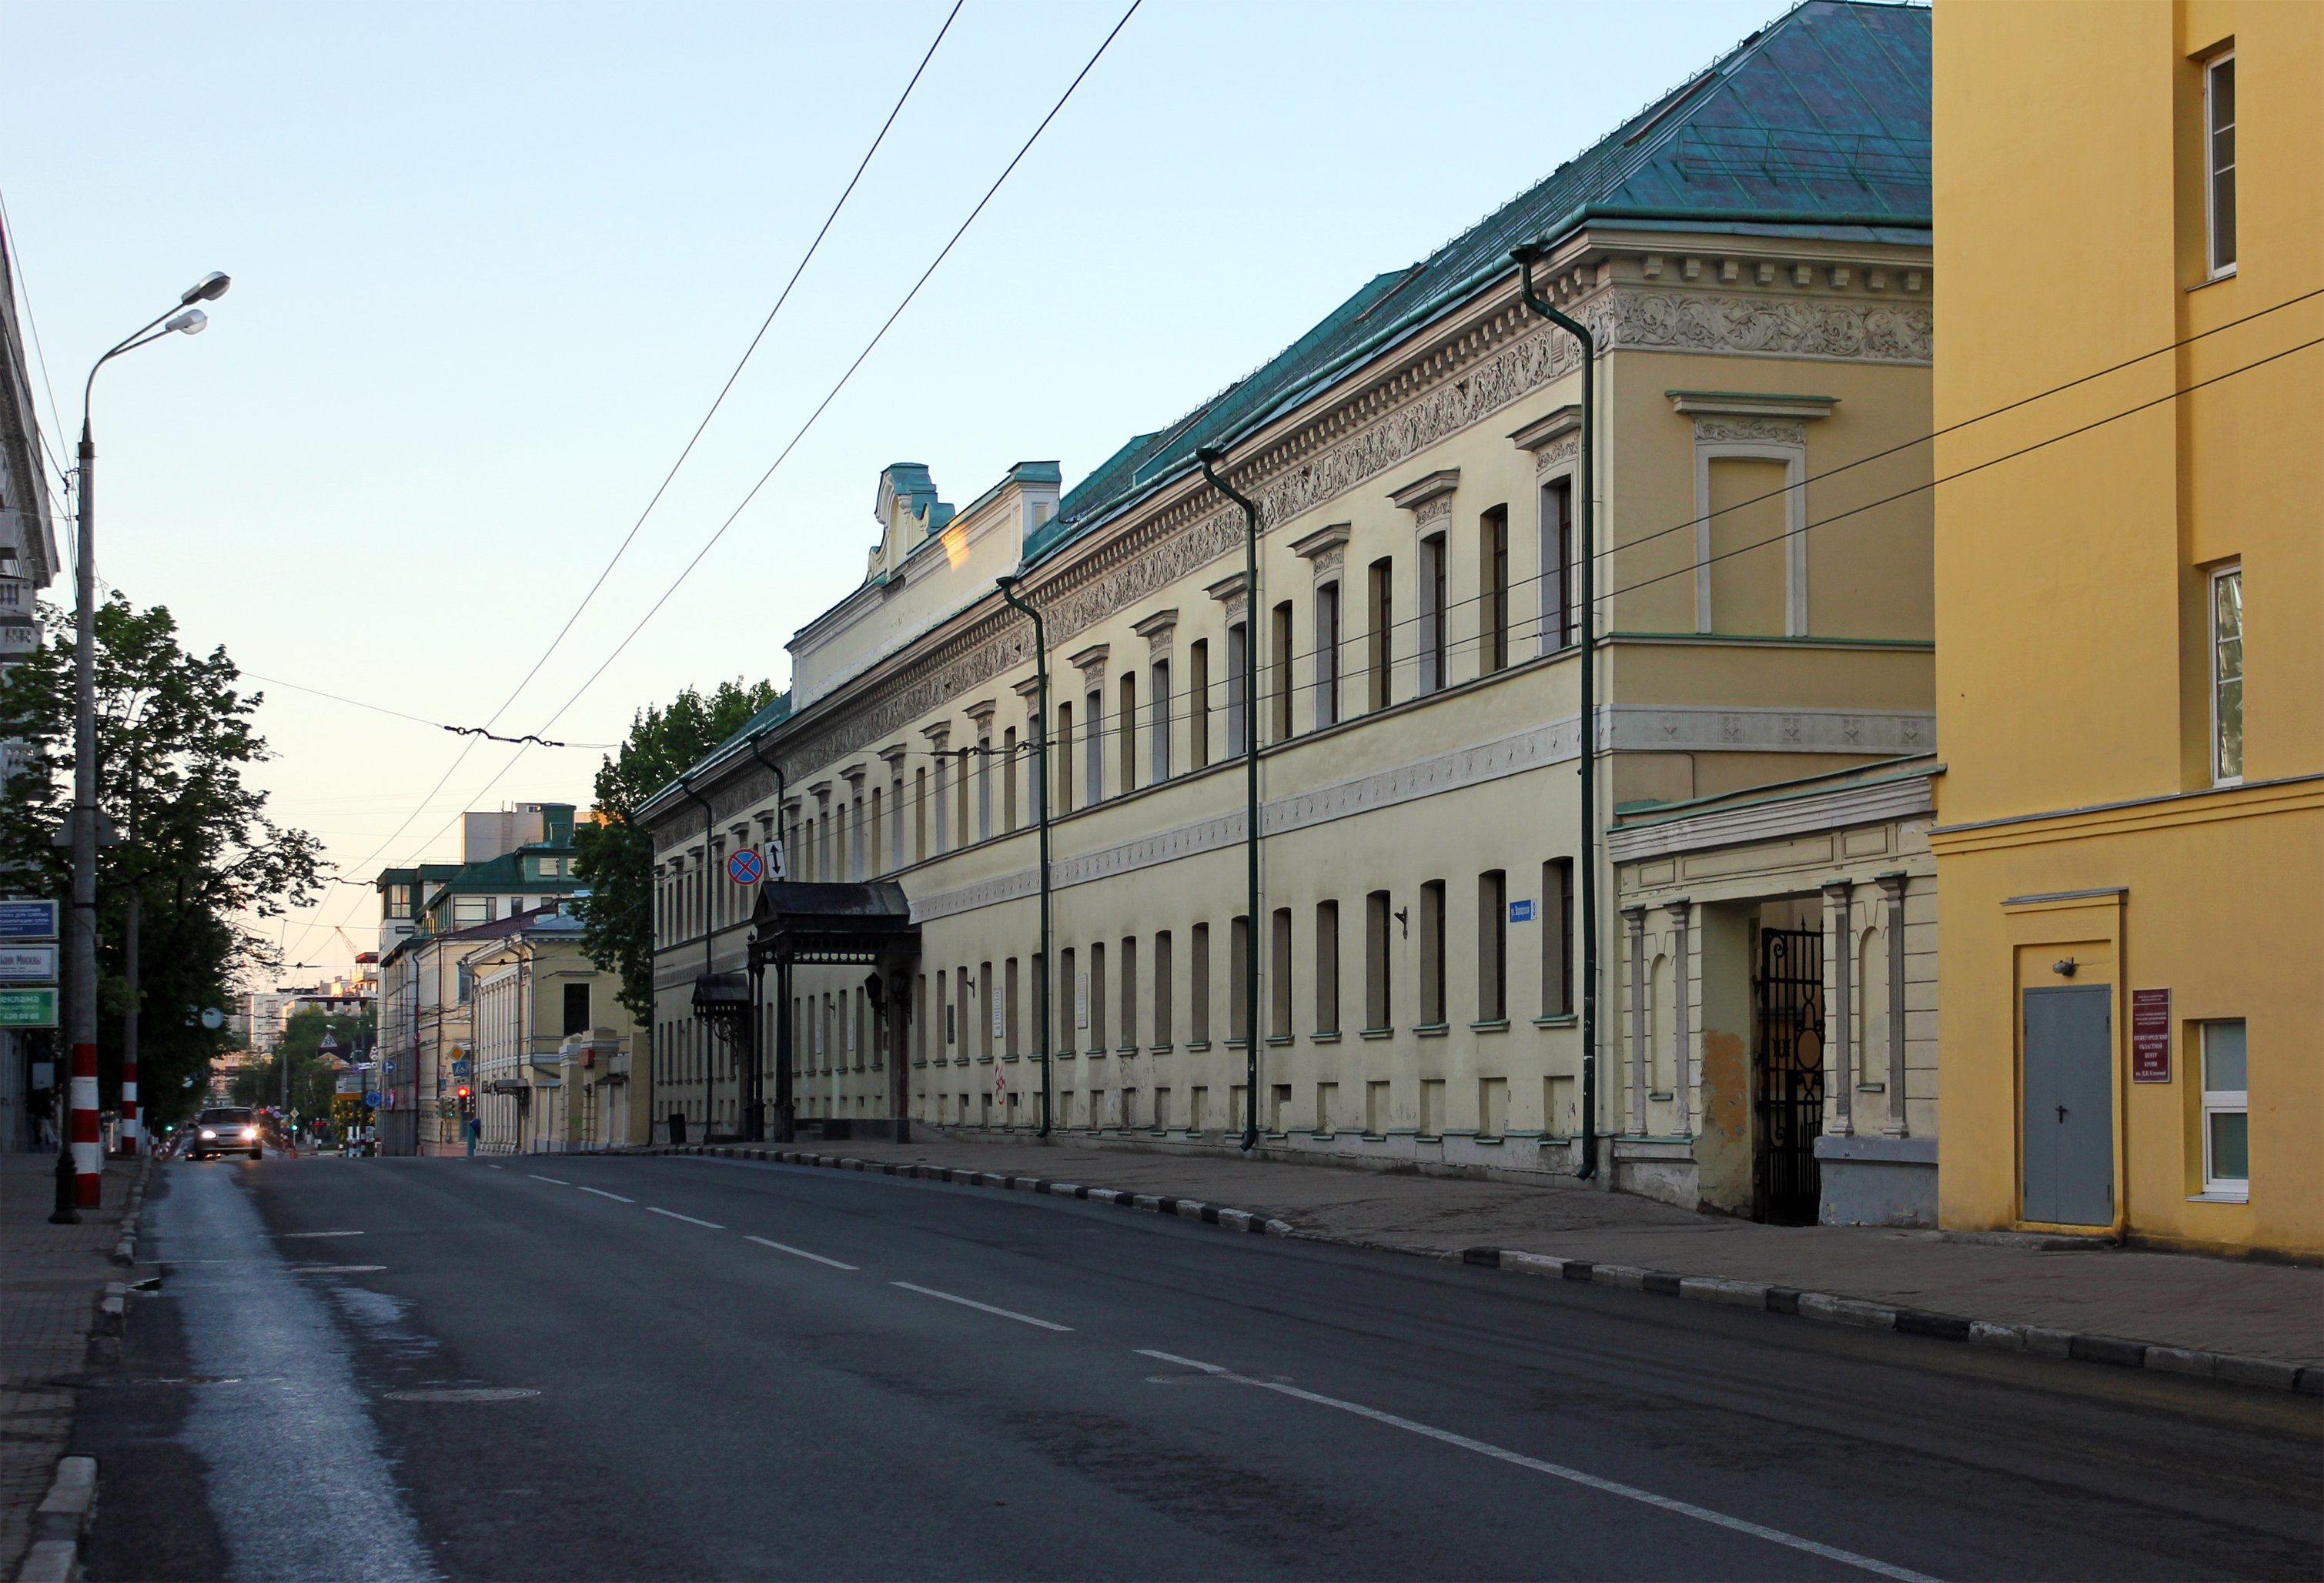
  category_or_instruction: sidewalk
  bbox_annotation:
[0,1152,146,1581]
[639,1133,2323,1381]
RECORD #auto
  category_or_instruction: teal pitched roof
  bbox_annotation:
[1026,0,1928,561]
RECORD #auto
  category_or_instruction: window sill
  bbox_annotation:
[975,1055,994,1065]
[1149,1044,1172,1054]
[911,1060,927,1069]
[1472,1134,1506,1146]
[1185,1041,1211,1052]
[1470,1019,1510,1034]
[2186,1190,2249,1204]
[1855,1082,1884,1093]
[1414,1022,1450,1039]
[1055,1050,1077,1061]
[1226,1038,1250,1050]
[1085,1048,1107,1059]
[1310,1030,1342,1044]
[1001,1054,1020,1064]
[1533,1014,1577,1027]
[1116,1046,1139,1057]
[1360,1027,1395,1040]
[2186,266,2237,292]
[1265,1035,1295,1047]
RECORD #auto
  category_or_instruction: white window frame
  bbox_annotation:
[2210,563,2242,786]
[1694,438,1809,636]
[2205,51,2236,280]
[2200,1019,2248,1200]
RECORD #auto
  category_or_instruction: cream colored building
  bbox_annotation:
[471,912,640,1153]
[641,2,1941,1221]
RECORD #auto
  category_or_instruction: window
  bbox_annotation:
[1418,880,1446,1027]
[1119,673,1137,796]
[2211,565,2242,783]
[956,749,971,846]
[1481,506,1509,673]
[869,788,884,872]
[1119,937,1138,1049]
[1005,957,1020,1057]
[1153,930,1173,1045]
[1365,890,1393,1030]
[1477,870,1506,1022]
[1368,559,1394,711]
[563,982,590,1037]
[2206,52,2236,276]
[1189,923,1209,1044]
[1315,900,1339,1035]
[979,960,995,1060]
[976,736,992,841]
[1540,478,1574,652]
[1314,583,1340,729]
[1229,915,1250,1043]
[1419,533,1448,693]
[1001,730,1018,833]
[453,895,490,928]
[1149,660,1171,781]
[2202,1020,2248,1197]
[932,756,949,853]
[1085,690,1105,804]
[1272,600,1295,743]
[1088,942,1107,1052]
[1188,641,1210,771]
[1062,947,1078,1040]
[1269,908,1292,1039]
[1055,702,1075,814]
[1226,622,1249,757]
[1545,858,1574,1017]
[389,883,413,918]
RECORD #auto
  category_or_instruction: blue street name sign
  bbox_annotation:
[1508,899,1537,923]
[0,900,59,940]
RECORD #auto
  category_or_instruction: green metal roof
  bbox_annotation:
[1026,0,1929,562]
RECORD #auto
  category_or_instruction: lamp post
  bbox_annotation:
[54,272,228,1221]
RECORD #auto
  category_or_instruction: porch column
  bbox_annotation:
[1822,882,1853,1137]
[1622,906,1647,1135]
[1664,899,1692,1136]
[1878,872,1909,1137]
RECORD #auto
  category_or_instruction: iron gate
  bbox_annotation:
[1754,927,1826,1224]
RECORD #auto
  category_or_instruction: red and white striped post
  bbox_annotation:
[71,1034,100,1201]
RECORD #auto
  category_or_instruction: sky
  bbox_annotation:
[2,0,1780,974]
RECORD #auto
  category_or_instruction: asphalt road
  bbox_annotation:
[78,1152,2322,1582]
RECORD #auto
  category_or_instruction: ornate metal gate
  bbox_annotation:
[1754,927,1826,1224]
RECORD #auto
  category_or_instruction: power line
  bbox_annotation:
[470,0,962,739]
[239,670,613,746]
[527,0,1146,742]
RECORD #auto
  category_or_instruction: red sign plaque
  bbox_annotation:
[2131,988,2172,1082]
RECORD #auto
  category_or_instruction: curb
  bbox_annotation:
[109,1153,153,1268]
[637,1144,2322,1395]
[13,1456,95,1583]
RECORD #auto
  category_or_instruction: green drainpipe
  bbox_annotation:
[1195,446,1263,1153]
[995,576,1055,1139]
[1512,245,1600,1183]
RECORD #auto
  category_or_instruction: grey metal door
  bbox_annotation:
[2021,986,2114,1225]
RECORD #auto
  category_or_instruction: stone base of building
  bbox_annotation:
[917,1123,1597,1191]
[1815,1134,1937,1227]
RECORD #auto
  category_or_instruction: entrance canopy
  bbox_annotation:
[748,881,918,969]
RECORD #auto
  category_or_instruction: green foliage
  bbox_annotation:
[572,679,781,1023]
[229,1007,369,1118]
[0,596,326,1134]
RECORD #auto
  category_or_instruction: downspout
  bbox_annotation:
[995,576,1053,1139]
[678,774,714,1141]
[1195,446,1263,1153]
[744,733,787,1144]
[1512,246,1600,1182]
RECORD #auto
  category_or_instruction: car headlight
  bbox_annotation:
[240,1127,258,1140]
[199,1128,216,1139]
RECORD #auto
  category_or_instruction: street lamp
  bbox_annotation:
[53,272,229,1223]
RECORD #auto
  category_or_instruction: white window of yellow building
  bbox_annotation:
[2211,564,2242,784]
[2201,1020,2248,1199]
[2205,52,2236,277]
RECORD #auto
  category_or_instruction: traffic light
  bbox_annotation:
[455,1085,473,1117]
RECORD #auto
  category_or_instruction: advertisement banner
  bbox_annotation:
[0,987,60,1027]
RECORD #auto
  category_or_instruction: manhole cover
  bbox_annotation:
[382,1388,540,1403]
[293,1265,386,1274]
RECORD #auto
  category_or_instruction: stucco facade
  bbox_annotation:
[472,915,640,1154]
[1930,0,2322,1256]
[643,4,1942,1218]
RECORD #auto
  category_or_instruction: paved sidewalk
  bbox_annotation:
[657,1133,2323,1371]
[0,1152,143,1581]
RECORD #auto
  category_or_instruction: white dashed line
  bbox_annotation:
[744,1236,858,1270]
[282,1231,364,1238]
[648,1207,724,1228]
[528,1175,568,1185]
[486,1164,503,1170]
[577,1187,634,1203]
[894,1281,1072,1331]
[1132,1350,1943,1583]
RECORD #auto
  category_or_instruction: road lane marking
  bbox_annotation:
[1132,1350,1944,1583]
[894,1281,1072,1331]
[528,1175,568,1184]
[744,1236,858,1270]
[648,1207,724,1228]
[281,1231,364,1238]
[487,1164,503,1170]
[577,1187,634,1203]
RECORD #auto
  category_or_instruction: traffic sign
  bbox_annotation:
[0,900,58,940]
[0,987,59,1027]
[363,1091,381,1107]
[727,847,763,886]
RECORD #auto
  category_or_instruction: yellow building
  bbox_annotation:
[1930,1,2322,1256]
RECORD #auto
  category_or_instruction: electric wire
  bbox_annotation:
[239,670,613,746]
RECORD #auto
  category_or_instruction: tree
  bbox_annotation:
[0,596,326,1134]
[231,1006,373,1118]
[573,680,782,1022]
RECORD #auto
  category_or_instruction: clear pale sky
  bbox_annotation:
[1,0,1773,972]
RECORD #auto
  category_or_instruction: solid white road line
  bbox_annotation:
[1132,1350,1944,1583]
[744,1235,858,1270]
[528,1175,568,1185]
[486,1164,503,1171]
[894,1281,1072,1331]
[648,1207,724,1228]
[281,1231,364,1238]
[577,1187,634,1203]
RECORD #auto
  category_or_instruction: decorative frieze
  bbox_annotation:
[1694,417,1807,446]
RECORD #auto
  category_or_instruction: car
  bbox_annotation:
[187,1107,264,1161]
